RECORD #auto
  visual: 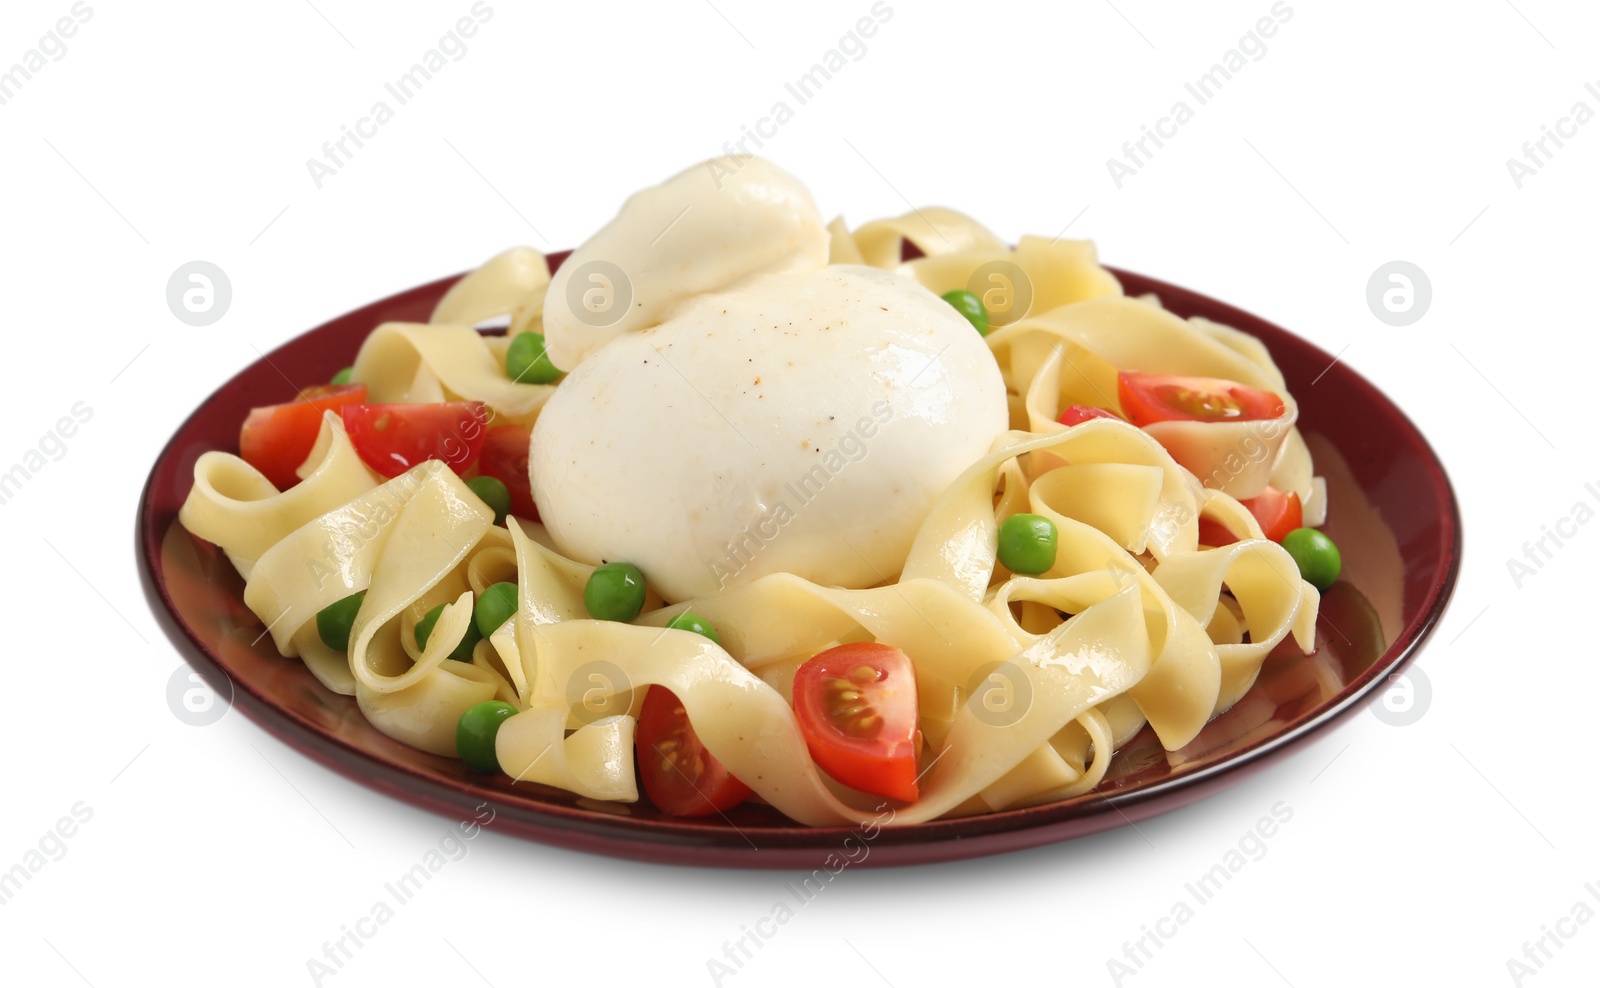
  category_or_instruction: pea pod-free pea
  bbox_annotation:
[940,289,990,336]
[1282,527,1341,590]
[456,700,518,773]
[316,591,365,651]
[474,581,519,637]
[998,513,1058,575]
[665,611,721,645]
[415,602,482,661]
[466,475,511,525]
[506,332,562,385]
[584,562,646,622]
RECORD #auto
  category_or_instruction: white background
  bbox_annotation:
[2,1,1596,985]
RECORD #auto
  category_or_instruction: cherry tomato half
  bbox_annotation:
[239,383,368,490]
[339,402,488,479]
[477,424,539,521]
[635,685,752,817]
[793,642,920,803]
[1197,486,1304,546]
[1057,404,1123,427]
[1116,372,1285,426]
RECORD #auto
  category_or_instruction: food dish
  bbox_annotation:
[140,161,1465,863]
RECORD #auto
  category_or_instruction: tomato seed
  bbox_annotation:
[848,665,880,684]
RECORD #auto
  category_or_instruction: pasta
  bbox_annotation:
[178,158,1328,828]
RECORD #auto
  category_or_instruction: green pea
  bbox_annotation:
[474,581,519,638]
[456,700,518,774]
[315,591,365,651]
[466,475,511,524]
[665,611,721,645]
[998,513,1058,575]
[1282,527,1341,591]
[584,562,647,622]
[331,366,354,385]
[941,289,990,336]
[506,331,562,385]
[415,602,482,661]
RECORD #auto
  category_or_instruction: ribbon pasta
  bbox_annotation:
[177,211,1325,827]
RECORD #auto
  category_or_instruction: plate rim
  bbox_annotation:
[135,263,1463,868]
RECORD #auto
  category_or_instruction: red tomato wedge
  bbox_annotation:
[794,642,920,802]
[339,402,487,479]
[1248,487,1304,542]
[1198,487,1304,547]
[1057,404,1123,427]
[635,685,752,817]
[239,383,367,490]
[478,424,539,521]
[1195,517,1237,549]
[1116,372,1285,426]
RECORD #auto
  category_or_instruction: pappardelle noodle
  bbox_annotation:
[178,157,1334,827]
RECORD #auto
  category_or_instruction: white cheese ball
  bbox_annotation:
[530,264,1007,601]
[542,156,828,372]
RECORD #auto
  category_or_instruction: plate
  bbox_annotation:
[136,254,1461,867]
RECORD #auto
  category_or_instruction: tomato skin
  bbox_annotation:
[794,642,920,803]
[1197,487,1304,546]
[478,425,539,521]
[1116,372,1285,426]
[1250,488,1303,543]
[1057,405,1123,427]
[635,686,752,817]
[1196,518,1238,548]
[339,402,488,479]
[239,384,368,490]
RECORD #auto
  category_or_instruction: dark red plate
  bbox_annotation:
[136,255,1460,868]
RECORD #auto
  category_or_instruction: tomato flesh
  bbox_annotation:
[1196,518,1237,549]
[1117,372,1285,426]
[1250,487,1304,542]
[339,402,487,479]
[239,383,367,490]
[478,424,539,521]
[794,642,920,802]
[1057,404,1123,427]
[635,685,752,817]
[1198,487,1304,546]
